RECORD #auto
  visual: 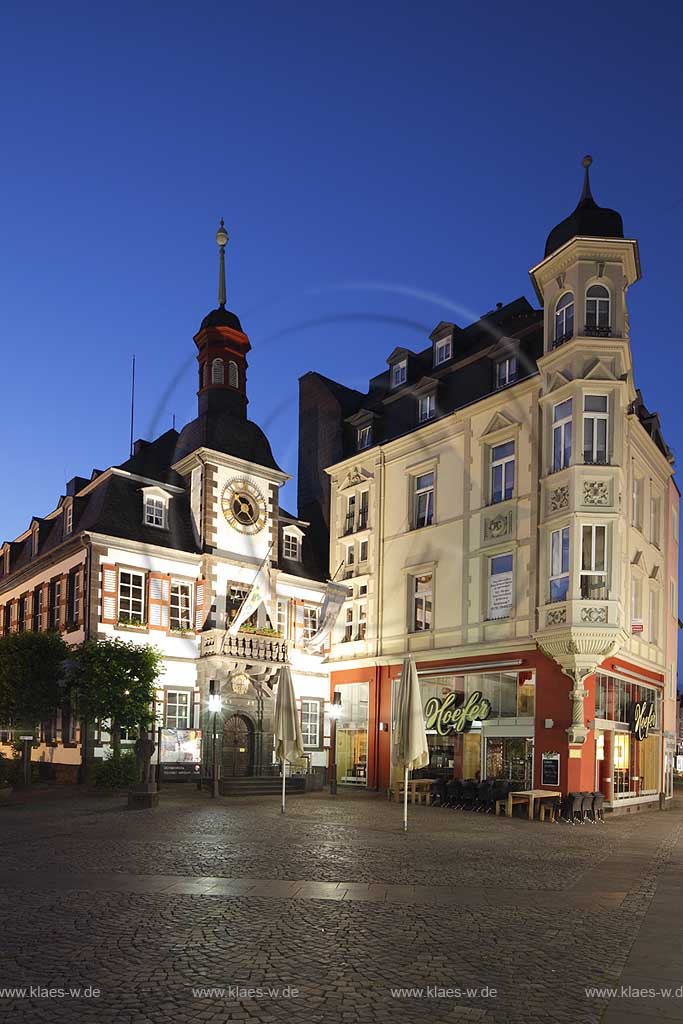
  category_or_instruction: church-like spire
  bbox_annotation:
[543,155,624,258]
[579,154,594,204]
[216,218,228,309]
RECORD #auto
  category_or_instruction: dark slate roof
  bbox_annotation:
[545,160,624,258]
[199,307,243,332]
[174,411,282,472]
[117,429,185,487]
[633,390,674,462]
[315,296,544,460]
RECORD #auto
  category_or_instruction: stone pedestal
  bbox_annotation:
[127,783,159,810]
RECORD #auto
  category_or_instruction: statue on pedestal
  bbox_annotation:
[134,729,156,785]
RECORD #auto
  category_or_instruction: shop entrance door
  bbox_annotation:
[223,715,254,777]
[486,737,533,787]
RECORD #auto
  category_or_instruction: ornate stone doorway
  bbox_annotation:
[222,714,254,777]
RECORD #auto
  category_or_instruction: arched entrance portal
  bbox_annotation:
[223,714,254,777]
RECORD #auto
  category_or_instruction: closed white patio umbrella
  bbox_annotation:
[273,663,304,814]
[392,655,429,831]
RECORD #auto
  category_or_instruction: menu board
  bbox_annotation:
[541,752,560,787]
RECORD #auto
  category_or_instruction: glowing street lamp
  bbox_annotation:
[328,692,342,796]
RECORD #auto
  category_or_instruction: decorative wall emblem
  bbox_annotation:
[484,512,512,540]
[546,608,566,626]
[221,478,267,534]
[583,481,609,506]
[581,606,607,624]
[549,486,569,512]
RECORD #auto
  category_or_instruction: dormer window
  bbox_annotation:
[391,359,407,388]
[357,425,372,451]
[418,393,435,423]
[496,355,517,388]
[434,337,452,366]
[141,487,172,530]
[283,529,301,561]
[585,285,611,336]
[31,527,39,558]
[553,292,574,347]
[64,503,73,537]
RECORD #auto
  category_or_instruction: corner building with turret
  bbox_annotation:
[300,160,679,810]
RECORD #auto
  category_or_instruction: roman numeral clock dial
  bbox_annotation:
[221,479,267,534]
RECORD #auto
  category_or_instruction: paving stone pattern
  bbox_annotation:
[0,787,681,1024]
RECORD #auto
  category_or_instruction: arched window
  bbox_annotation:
[228,360,238,388]
[554,292,574,347]
[211,358,224,385]
[585,284,610,334]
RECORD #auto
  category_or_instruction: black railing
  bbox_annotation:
[584,325,612,337]
[583,453,610,466]
[551,331,573,350]
[344,513,355,535]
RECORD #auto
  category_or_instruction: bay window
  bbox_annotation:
[549,527,570,602]
[554,292,574,345]
[583,395,608,464]
[552,399,572,471]
[580,524,607,599]
[585,284,610,333]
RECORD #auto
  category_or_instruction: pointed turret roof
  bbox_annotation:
[544,156,624,258]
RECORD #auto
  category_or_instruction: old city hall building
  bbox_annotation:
[300,159,679,811]
[0,226,330,788]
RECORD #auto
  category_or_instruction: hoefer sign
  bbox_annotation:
[424,691,492,735]
[629,700,656,741]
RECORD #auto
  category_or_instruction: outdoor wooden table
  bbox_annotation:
[500,789,561,820]
[390,778,436,804]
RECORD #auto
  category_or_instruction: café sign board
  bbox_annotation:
[629,700,656,741]
[424,691,492,735]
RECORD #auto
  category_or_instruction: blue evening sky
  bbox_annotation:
[1,1,681,541]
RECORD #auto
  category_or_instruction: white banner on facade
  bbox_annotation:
[228,562,271,635]
[488,571,513,620]
[304,582,347,652]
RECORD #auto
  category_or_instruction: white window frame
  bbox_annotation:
[411,573,433,632]
[359,538,368,562]
[552,399,573,471]
[418,392,435,423]
[64,504,73,536]
[585,284,610,330]
[496,355,517,388]
[413,472,435,529]
[650,495,661,548]
[283,532,300,560]
[434,338,452,366]
[648,590,659,643]
[302,605,319,641]
[549,527,570,603]
[554,292,574,343]
[343,605,354,641]
[118,569,146,624]
[276,599,289,638]
[144,496,167,529]
[357,425,372,450]
[170,581,192,631]
[211,358,224,384]
[165,690,192,730]
[632,475,643,530]
[490,441,515,504]
[357,602,367,639]
[580,524,608,600]
[391,359,407,388]
[583,395,609,465]
[300,698,322,749]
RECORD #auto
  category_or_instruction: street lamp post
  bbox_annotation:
[328,692,342,796]
[208,692,222,798]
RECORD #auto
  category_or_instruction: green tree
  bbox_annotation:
[0,630,70,729]
[72,637,163,756]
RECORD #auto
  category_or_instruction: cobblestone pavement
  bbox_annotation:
[0,786,681,1024]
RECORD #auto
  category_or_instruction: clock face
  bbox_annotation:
[221,479,267,535]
